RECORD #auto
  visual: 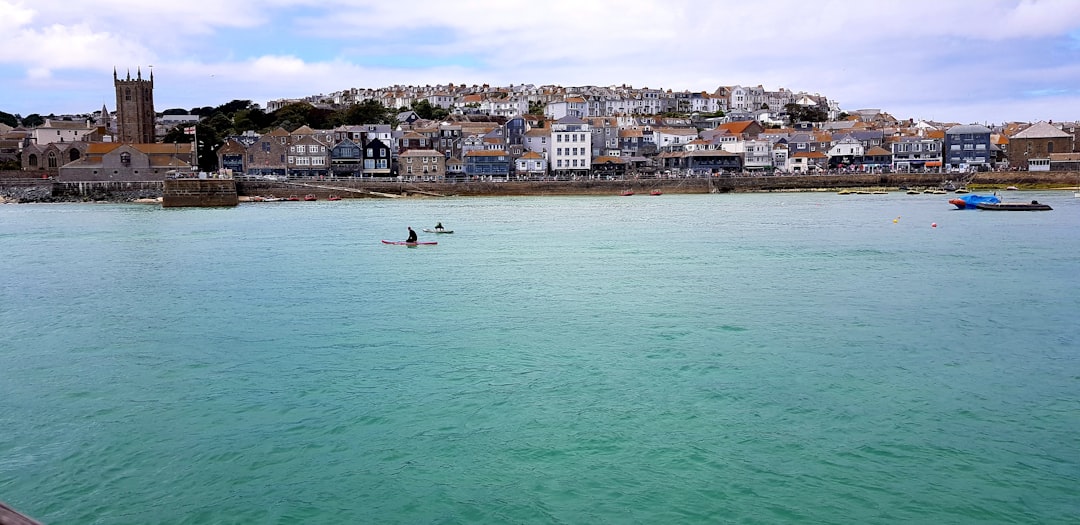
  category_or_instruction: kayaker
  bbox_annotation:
[406,226,417,243]
[435,222,444,232]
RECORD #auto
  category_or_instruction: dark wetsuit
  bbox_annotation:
[406,228,417,243]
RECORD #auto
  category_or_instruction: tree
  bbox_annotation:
[0,110,17,127]
[528,101,545,115]
[784,103,827,123]
[22,114,44,128]
[232,107,272,133]
[269,102,317,129]
[162,108,189,115]
[332,99,393,126]
[410,99,448,120]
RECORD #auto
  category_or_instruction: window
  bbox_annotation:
[1048,142,1054,153]
[297,145,306,154]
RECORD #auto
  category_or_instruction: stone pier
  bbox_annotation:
[162,178,238,207]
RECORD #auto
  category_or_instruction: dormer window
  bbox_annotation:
[120,152,131,166]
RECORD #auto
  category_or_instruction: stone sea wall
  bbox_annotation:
[3,172,1077,203]
[0,180,162,203]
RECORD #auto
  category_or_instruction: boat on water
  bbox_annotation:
[621,190,635,196]
[975,200,1052,211]
[907,189,921,195]
[285,195,300,201]
[422,228,453,234]
[949,194,1001,209]
[381,240,437,245]
[1006,186,1019,191]
[327,195,342,201]
[263,196,286,202]
[650,189,663,196]
[303,194,317,201]
[954,188,970,194]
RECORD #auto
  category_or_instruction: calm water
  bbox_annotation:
[1,192,1078,524]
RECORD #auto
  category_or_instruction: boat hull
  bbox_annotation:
[381,240,438,245]
[975,202,1052,211]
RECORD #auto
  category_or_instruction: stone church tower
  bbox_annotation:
[114,67,155,143]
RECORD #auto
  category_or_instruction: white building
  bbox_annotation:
[31,118,95,145]
[549,116,592,177]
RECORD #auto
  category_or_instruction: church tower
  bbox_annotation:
[114,67,155,143]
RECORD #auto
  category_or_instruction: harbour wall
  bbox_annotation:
[2,171,1078,203]
[162,179,238,207]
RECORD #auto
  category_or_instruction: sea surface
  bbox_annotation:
[1,191,1078,524]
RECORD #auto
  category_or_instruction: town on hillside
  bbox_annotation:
[2,72,1079,183]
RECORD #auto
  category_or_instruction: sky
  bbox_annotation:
[3,0,1080,125]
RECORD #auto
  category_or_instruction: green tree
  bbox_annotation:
[22,113,44,127]
[232,107,272,133]
[410,99,448,120]
[214,99,256,116]
[0,110,17,127]
[161,124,194,145]
[333,99,393,126]
[162,108,189,115]
[528,101,545,115]
[784,103,827,123]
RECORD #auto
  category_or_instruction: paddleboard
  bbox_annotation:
[381,240,437,245]
[422,229,453,234]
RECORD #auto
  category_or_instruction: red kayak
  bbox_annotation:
[381,240,437,245]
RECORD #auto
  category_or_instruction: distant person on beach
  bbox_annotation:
[406,227,417,243]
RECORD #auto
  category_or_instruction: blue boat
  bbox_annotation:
[949,193,1001,209]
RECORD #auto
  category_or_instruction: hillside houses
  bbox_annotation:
[12,79,1080,181]
[198,112,1078,181]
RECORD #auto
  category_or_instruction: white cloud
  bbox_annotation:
[2,0,1080,123]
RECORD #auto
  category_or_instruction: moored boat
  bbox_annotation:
[975,200,1052,211]
[303,194,317,201]
[621,190,635,196]
[327,195,342,201]
[650,189,663,196]
[949,193,1001,209]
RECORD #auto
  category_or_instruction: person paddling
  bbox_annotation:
[406,226,417,243]
[435,222,444,232]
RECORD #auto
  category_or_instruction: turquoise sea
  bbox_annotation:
[1,191,1078,524]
